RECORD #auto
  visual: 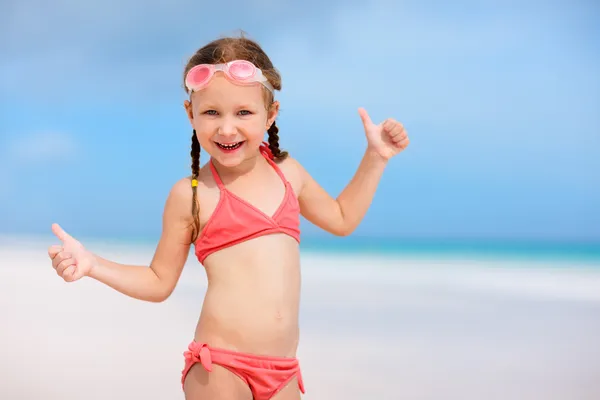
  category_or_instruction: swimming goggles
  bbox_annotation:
[185,60,274,93]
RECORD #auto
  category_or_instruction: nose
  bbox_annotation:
[218,115,237,138]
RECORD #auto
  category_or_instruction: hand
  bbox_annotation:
[358,107,409,160]
[48,223,96,282]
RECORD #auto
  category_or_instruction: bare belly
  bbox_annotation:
[193,234,301,357]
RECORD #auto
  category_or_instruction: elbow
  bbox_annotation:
[147,285,174,303]
[144,269,178,303]
[148,293,170,303]
[332,206,355,237]
[332,223,355,237]
[148,294,169,303]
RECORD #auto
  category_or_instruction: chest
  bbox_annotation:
[197,167,300,228]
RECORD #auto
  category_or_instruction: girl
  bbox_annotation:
[47,36,409,400]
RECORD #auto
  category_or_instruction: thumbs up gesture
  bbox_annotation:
[358,107,409,161]
[47,223,96,282]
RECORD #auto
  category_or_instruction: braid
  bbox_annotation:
[190,131,201,243]
[267,121,288,161]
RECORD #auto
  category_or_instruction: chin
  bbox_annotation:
[215,156,246,168]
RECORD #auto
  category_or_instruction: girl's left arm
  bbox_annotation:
[292,107,410,236]
[293,150,388,236]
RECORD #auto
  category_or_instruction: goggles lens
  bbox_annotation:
[228,60,256,80]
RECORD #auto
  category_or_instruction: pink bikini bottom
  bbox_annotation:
[182,341,305,400]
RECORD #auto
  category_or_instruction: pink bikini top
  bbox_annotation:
[194,144,301,264]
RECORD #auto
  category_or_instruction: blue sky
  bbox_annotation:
[1,0,598,242]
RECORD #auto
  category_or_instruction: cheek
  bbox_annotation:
[244,120,267,142]
[193,124,215,147]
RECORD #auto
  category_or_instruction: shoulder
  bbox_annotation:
[163,176,197,219]
[278,155,311,180]
[168,165,213,202]
[275,156,310,193]
[277,155,305,173]
[169,176,195,201]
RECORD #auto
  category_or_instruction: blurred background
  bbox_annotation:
[1,0,598,249]
[1,1,599,399]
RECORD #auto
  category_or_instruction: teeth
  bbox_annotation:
[216,142,242,150]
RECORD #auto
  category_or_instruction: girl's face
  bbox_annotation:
[184,73,278,168]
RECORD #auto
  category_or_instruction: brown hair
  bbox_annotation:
[184,35,288,242]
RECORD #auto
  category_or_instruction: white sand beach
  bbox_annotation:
[1,236,600,400]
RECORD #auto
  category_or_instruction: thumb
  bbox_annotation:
[51,223,74,243]
[358,107,373,128]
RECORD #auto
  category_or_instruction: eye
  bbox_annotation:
[238,110,253,116]
[203,110,218,115]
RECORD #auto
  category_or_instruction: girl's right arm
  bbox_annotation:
[48,178,197,303]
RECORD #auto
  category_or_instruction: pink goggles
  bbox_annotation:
[185,60,274,93]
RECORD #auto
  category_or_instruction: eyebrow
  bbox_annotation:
[236,103,259,109]
[196,102,259,109]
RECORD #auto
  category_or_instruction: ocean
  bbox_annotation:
[299,236,600,264]
[3,232,600,266]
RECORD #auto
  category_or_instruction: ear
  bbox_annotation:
[184,99,194,125]
[266,101,280,129]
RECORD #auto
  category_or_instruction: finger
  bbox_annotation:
[384,122,405,136]
[388,123,405,137]
[48,245,63,259]
[395,137,410,148]
[56,257,76,277]
[52,223,74,243]
[382,119,400,133]
[391,132,407,143]
[358,107,373,127]
[52,252,72,270]
[62,265,78,282]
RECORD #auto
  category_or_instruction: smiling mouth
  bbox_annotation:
[215,141,245,151]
